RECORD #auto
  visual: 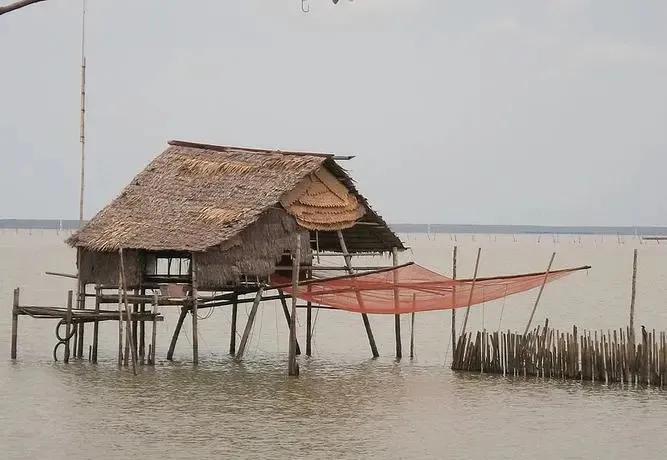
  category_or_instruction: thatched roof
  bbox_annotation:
[67,140,404,253]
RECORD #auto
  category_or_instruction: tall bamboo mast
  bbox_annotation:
[78,0,87,226]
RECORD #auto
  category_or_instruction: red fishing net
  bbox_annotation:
[274,263,587,314]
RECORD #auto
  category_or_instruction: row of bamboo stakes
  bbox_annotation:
[451,322,667,387]
[450,247,667,387]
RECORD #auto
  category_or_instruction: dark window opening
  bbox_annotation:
[144,252,191,282]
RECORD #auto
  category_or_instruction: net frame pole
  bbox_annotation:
[460,248,481,339]
[523,252,556,336]
[392,247,402,359]
[337,230,379,358]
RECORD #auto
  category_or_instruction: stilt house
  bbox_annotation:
[67,140,404,289]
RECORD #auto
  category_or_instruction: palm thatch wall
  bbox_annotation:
[196,208,311,288]
[79,248,141,286]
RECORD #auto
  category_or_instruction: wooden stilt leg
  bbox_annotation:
[451,246,457,362]
[76,249,85,359]
[236,287,265,361]
[139,288,145,365]
[132,288,139,363]
[191,253,199,366]
[72,323,78,360]
[278,290,301,355]
[392,247,402,359]
[92,285,100,363]
[288,234,301,377]
[11,288,19,360]
[306,300,312,357]
[76,283,85,358]
[229,293,238,355]
[167,307,188,361]
[119,249,137,375]
[117,278,123,367]
[361,314,379,357]
[64,290,73,364]
[337,230,379,358]
[306,272,312,357]
[150,292,158,365]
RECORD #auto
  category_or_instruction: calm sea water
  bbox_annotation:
[2,230,667,459]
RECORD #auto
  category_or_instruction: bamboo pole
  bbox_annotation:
[119,248,137,375]
[150,292,158,365]
[139,287,145,365]
[229,293,238,355]
[11,288,19,360]
[64,290,73,363]
[410,293,416,359]
[117,273,123,367]
[523,252,556,336]
[76,283,86,358]
[235,287,265,361]
[167,307,187,360]
[288,233,301,377]
[460,248,481,338]
[191,252,199,365]
[278,290,301,355]
[92,284,100,363]
[629,248,638,344]
[306,269,312,357]
[392,247,402,359]
[451,246,457,360]
[337,230,379,357]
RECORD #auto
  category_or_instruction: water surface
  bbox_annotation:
[2,230,666,459]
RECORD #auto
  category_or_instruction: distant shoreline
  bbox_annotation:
[1,219,666,236]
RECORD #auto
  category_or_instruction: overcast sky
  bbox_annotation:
[1,0,666,225]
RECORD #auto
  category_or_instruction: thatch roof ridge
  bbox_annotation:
[168,140,355,160]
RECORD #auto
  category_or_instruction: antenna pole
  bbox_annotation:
[78,0,87,226]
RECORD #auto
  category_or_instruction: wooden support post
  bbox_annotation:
[460,248,481,338]
[11,287,19,360]
[278,290,301,355]
[305,265,312,357]
[229,293,238,355]
[410,293,416,359]
[132,299,138,362]
[235,287,265,361]
[64,290,73,363]
[117,274,123,367]
[76,283,86,358]
[288,233,301,377]
[392,247,402,359]
[150,292,158,365]
[92,284,100,363]
[306,290,312,356]
[191,253,199,365]
[337,230,379,358]
[629,248,638,344]
[451,246,457,361]
[119,248,137,375]
[139,287,145,365]
[167,307,188,360]
[523,252,556,336]
[75,249,85,359]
